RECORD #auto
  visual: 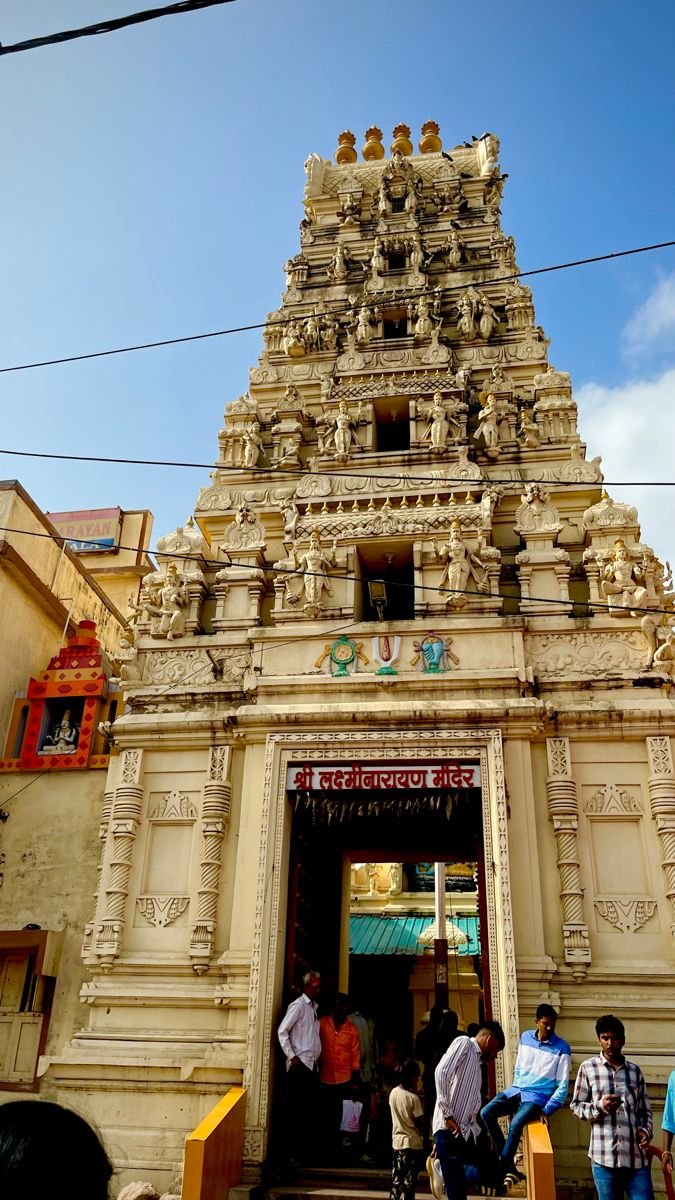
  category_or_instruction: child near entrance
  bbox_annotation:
[389,1061,424,1200]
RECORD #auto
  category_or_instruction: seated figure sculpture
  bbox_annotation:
[601,539,648,617]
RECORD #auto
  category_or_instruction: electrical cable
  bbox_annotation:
[0,1,236,57]
[0,445,670,491]
[1,238,674,374]
[1,521,673,620]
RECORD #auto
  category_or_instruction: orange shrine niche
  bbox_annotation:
[0,620,121,773]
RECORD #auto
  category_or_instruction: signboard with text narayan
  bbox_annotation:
[48,507,122,553]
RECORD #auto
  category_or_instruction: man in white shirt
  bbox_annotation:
[433,1020,505,1200]
[278,970,321,1163]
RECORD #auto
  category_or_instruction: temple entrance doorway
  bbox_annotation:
[279,766,488,1166]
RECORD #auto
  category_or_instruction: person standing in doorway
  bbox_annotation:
[433,1021,505,1200]
[319,993,361,1160]
[571,1014,654,1200]
[481,1002,571,1186]
[389,1061,424,1200]
[277,970,322,1164]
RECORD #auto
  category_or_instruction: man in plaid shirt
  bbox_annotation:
[571,1014,653,1200]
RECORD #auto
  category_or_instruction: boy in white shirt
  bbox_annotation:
[389,1062,424,1200]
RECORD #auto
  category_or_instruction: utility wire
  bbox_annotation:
[0,444,669,490]
[0,1,236,57]
[1,239,673,374]
[1,522,673,620]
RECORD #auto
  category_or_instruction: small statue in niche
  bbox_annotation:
[328,244,349,282]
[601,539,648,616]
[409,234,425,275]
[370,237,386,278]
[280,499,300,539]
[377,176,392,217]
[420,391,463,450]
[320,313,339,351]
[457,287,480,339]
[653,630,675,677]
[434,521,489,609]
[42,708,79,753]
[446,229,463,268]
[285,530,337,616]
[479,294,498,339]
[157,563,189,639]
[112,631,143,685]
[322,400,362,461]
[355,304,376,346]
[475,393,500,456]
[303,315,320,352]
[519,408,540,449]
[281,320,306,357]
[409,295,434,339]
[242,421,263,469]
[338,192,361,226]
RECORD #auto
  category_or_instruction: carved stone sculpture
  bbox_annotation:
[434,521,489,609]
[242,421,264,469]
[112,632,143,685]
[601,539,648,616]
[474,393,500,457]
[320,400,362,462]
[284,530,337,617]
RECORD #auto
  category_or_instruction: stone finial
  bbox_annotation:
[391,123,413,156]
[362,126,384,160]
[335,130,357,165]
[419,120,442,154]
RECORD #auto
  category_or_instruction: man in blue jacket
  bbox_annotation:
[480,1003,571,1186]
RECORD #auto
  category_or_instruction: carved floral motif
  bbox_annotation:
[595,899,657,934]
[136,895,190,928]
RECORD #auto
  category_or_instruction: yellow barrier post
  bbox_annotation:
[525,1120,556,1200]
[182,1086,247,1200]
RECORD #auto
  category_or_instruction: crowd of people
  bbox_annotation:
[278,975,675,1200]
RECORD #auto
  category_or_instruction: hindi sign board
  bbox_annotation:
[286,761,480,792]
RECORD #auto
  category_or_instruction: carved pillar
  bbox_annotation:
[95,749,144,968]
[546,737,591,980]
[647,736,675,938]
[190,746,232,973]
[81,788,114,962]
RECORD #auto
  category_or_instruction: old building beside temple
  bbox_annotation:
[5,124,675,1194]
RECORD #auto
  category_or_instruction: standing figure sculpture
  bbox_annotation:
[601,540,648,616]
[457,288,480,339]
[475,393,500,455]
[286,531,337,616]
[479,294,498,339]
[242,421,263,469]
[434,521,489,609]
[158,563,189,639]
[322,400,362,461]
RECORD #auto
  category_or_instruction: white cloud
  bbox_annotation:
[623,273,675,354]
[577,367,675,565]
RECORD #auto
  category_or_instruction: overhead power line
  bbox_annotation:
[0,1,236,57]
[1,239,674,374]
[1,521,674,621]
[0,444,671,490]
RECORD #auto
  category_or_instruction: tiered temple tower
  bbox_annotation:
[41,124,675,1195]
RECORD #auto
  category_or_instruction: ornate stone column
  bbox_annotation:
[190,745,232,973]
[546,737,591,980]
[81,787,114,962]
[95,749,144,968]
[646,736,675,938]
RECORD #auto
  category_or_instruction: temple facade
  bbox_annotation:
[8,123,675,1194]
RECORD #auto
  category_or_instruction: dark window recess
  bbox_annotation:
[387,251,406,271]
[373,396,410,453]
[391,197,406,214]
[383,314,407,340]
[359,546,415,622]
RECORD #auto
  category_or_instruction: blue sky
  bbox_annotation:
[2,0,675,556]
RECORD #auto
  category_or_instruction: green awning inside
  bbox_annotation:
[349,914,480,956]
